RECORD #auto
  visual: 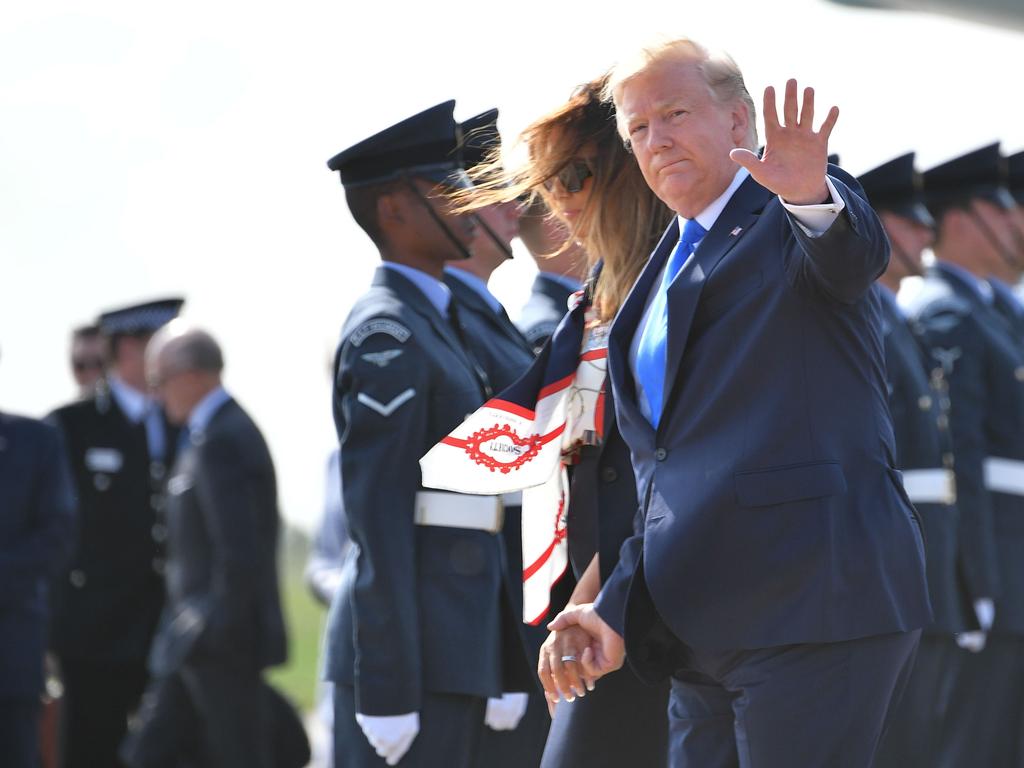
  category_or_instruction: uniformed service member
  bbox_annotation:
[446,108,551,768]
[859,153,971,768]
[322,101,533,768]
[899,144,1024,767]
[47,298,184,768]
[515,199,587,353]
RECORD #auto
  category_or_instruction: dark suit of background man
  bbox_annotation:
[548,41,931,768]
[0,410,76,768]
[48,298,184,768]
[446,108,551,768]
[859,153,972,768]
[903,144,1024,768]
[323,101,532,767]
[516,199,588,353]
[122,322,288,768]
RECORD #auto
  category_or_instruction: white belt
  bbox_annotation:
[983,457,1024,497]
[414,491,510,533]
[901,468,956,505]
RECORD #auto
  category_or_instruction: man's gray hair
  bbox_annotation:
[147,320,224,376]
[604,38,759,149]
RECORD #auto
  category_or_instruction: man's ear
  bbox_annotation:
[376,188,404,227]
[731,101,751,145]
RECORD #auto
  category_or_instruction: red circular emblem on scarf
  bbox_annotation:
[461,424,544,474]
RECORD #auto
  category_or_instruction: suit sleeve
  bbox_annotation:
[784,169,891,305]
[192,426,272,648]
[0,423,77,601]
[334,326,429,716]
[592,504,645,637]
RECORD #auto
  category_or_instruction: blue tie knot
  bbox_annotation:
[680,218,708,252]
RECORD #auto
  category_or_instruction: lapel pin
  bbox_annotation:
[730,227,744,237]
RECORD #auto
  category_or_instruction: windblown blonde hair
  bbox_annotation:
[455,74,672,322]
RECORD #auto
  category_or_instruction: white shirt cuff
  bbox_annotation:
[780,176,845,236]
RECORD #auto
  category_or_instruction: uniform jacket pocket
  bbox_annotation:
[734,460,847,507]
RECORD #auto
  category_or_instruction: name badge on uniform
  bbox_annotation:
[85,447,123,473]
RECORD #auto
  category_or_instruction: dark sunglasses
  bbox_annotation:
[72,357,104,372]
[544,158,594,194]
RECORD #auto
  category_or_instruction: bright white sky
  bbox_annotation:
[2,0,1022,531]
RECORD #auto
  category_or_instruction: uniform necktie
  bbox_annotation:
[635,218,708,428]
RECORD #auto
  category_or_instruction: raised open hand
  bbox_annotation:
[730,79,838,205]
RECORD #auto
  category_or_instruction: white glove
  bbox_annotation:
[974,598,995,632]
[484,692,529,731]
[956,631,987,653]
[355,712,419,766]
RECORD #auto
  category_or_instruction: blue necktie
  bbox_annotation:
[635,218,708,427]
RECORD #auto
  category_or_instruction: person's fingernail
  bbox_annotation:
[571,686,584,698]
[586,680,596,691]
[565,695,576,703]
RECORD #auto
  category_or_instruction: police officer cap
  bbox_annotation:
[922,142,1015,216]
[460,108,500,172]
[327,100,470,190]
[858,152,933,228]
[97,298,184,336]
[1007,149,1024,205]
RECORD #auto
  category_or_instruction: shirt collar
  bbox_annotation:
[676,167,750,237]
[539,272,585,293]
[188,386,231,435]
[108,375,150,424]
[990,277,1024,315]
[936,261,995,305]
[444,267,503,315]
[382,262,451,317]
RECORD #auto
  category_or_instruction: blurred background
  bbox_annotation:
[3,0,1022,711]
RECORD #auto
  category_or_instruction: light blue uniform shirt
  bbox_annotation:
[382,262,452,318]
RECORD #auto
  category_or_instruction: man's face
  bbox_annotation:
[469,202,520,270]
[402,178,477,256]
[147,354,192,425]
[970,199,1019,281]
[618,59,748,218]
[71,335,105,393]
[879,211,934,280]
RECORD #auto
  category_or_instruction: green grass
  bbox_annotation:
[268,529,329,713]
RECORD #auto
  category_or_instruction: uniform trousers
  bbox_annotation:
[476,690,549,768]
[0,698,41,768]
[874,633,960,768]
[666,630,920,768]
[937,635,1024,768]
[333,684,485,768]
[540,662,670,768]
[60,657,148,768]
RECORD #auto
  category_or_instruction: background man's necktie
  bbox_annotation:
[635,218,708,427]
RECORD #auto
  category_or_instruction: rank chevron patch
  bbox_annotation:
[357,388,416,417]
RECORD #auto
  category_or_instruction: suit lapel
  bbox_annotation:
[607,218,680,436]
[660,178,774,429]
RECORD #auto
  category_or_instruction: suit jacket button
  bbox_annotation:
[93,473,110,491]
[655,448,668,461]
[601,466,618,483]
[918,395,932,410]
[70,570,86,588]
[152,524,168,542]
[152,558,165,575]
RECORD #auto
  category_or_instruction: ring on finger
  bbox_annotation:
[560,654,578,663]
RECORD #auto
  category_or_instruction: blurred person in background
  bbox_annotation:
[425,73,674,767]
[900,144,1024,767]
[123,321,291,768]
[48,298,184,768]
[305,445,350,768]
[516,200,589,353]
[68,325,106,398]
[1,363,77,768]
[859,153,971,768]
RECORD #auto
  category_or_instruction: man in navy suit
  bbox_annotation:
[548,39,931,767]
[0,411,76,768]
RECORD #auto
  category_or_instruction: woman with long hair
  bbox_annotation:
[432,74,675,766]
